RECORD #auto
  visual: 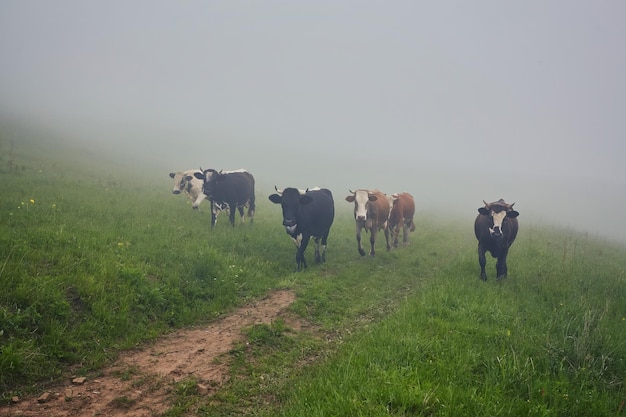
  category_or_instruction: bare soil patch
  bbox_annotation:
[0,290,297,417]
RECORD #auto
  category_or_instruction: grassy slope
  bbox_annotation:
[272,230,626,416]
[1,136,625,416]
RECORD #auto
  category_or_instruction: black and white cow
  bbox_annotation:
[192,169,256,227]
[269,187,335,271]
[169,170,206,209]
[474,199,520,281]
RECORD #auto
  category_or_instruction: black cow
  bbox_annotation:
[192,169,255,227]
[269,187,335,271]
[474,199,520,281]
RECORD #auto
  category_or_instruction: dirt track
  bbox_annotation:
[0,290,297,417]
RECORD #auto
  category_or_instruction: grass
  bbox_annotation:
[1,134,625,416]
[266,230,626,417]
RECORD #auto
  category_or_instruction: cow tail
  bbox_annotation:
[248,182,256,218]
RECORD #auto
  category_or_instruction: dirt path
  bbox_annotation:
[1,290,297,417]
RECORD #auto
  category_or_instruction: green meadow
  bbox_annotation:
[1,136,625,416]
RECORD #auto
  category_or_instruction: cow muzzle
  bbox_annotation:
[489,226,503,240]
[283,219,297,234]
[172,190,181,194]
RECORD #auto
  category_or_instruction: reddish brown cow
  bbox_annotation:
[345,189,390,256]
[387,192,416,247]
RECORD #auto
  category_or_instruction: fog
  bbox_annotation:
[1,1,625,242]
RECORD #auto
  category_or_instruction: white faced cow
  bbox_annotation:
[169,170,206,210]
[474,199,520,281]
[345,189,390,256]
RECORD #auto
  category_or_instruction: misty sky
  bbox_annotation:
[1,1,625,241]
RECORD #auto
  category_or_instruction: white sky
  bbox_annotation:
[1,1,625,240]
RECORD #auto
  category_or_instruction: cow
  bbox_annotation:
[170,170,230,223]
[387,192,416,248]
[474,199,520,281]
[268,187,335,271]
[345,189,390,256]
[169,170,206,210]
[192,168,256,227]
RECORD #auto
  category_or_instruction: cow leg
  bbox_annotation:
[210,202,218,228]
[313,237,321,263]
[238,205,245,224]
[402,221,411,246]
[370,227,376,256]
[369,227,377,256]
[192,194,205,210]
[384,227,391,251]
[320,232,329,263]
[228,207,237,227]
[356,223,366,256]
[496,250,509,280]
[391,226,399,248]
[478,245,488,281]
[296,236,310,271]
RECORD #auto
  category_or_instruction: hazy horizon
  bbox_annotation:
[1,1,625,242]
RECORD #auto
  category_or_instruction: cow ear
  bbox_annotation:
[169,172,175,178]
[193,172,204,180]
[345,195,355,203]
[507,210,520,218]
[299,195,313,205]
[268,194,282,204]
[478,207,489,215]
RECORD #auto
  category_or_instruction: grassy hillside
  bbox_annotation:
[270,231,626,416]
[1,135,625,416]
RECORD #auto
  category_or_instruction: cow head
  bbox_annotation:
[170,171,186,194]
[192,169,219,197]
[478,199,519,240]
[345,190,378,221]
[386,193,399,209]
[269,187,313,235]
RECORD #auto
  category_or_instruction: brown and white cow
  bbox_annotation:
[386,192,416,248]
[345,189,390,256]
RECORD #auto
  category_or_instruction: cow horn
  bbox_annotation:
[274,186,283,195]
[483,199,489,207]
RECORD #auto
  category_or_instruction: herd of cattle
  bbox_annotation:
[170,168,520,280]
